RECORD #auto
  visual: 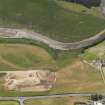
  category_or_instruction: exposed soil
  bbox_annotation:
[4,70,56,92]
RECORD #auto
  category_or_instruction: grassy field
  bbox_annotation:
[51,59,105,93]
[24,97,87,105]
[0,0,104,42]
[0,44,57,71]
[0,101,19,105]
[81,40,105,61]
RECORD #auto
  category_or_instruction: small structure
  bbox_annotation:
[91,58,105,84]
[92,59,102,70]
[74,95,105,105]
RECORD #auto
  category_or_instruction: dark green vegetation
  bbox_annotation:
[65,0,100,8]
[0,0,105,42]
[55,0,101,18]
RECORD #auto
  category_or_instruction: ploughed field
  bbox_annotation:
[0,0,105,42]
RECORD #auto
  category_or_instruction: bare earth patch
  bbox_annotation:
[4,70,56,92]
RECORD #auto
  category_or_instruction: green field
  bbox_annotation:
[0,101,19,105]
[0,0,105,42]
[81,40,105,61]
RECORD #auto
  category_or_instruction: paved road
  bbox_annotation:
[101,0,105,18]
[0,93,93,105]
[0,28,105,50]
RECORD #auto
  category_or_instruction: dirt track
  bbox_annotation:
[0,93,92,105]
[0,28,105,50]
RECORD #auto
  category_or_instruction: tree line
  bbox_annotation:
[64,0,100,8]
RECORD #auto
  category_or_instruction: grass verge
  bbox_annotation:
[24,97,87,105]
